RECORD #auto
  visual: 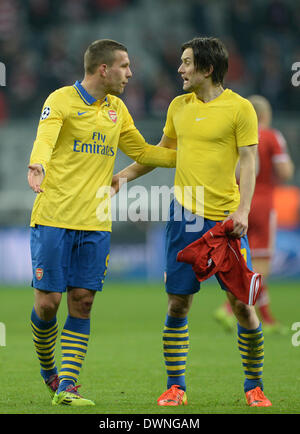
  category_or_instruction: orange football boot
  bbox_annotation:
[157,385,187,406]
[246,387,272,407]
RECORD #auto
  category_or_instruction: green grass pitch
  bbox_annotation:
[0,280,300,414]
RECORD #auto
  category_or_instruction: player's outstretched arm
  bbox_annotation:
[28,164,45,193]
[111,134,177,196]
[28,91,66,194]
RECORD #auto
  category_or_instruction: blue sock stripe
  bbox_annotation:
[63,315,90,335]
[61,359,82,367]
[61,345,88,353]
[167,369,186,375]
[39,358,56,366]
[237,322,262,334]
[164,352,188,357]
[163,344,189,350]
[40,361,55,368]
[165,360,187,366]
[165,315,188,328]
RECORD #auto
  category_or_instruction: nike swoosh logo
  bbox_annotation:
[78,111,87,116]
[196,117,206,121]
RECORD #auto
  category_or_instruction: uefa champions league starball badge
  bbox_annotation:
[40,106,51,120]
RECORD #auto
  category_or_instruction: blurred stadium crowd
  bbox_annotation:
[0,0,299,124]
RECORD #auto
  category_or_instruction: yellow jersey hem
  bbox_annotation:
[174,195,238,222]
[30,219,112,232]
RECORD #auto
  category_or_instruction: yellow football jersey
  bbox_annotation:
[29,81,176,231]
[163,89,258,220]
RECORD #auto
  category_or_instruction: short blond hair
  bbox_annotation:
[84,39,128,74]
[248,95,272,119]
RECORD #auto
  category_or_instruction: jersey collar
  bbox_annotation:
[73,80,97,105]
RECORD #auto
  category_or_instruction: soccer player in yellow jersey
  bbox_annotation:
[27,39,176,407]
[112,37,272,407]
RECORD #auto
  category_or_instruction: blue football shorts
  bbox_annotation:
[164,199,252,295]
[30,224,111,292]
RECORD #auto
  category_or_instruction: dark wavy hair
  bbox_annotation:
[181,37,228,85]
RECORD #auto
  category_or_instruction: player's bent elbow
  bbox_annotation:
[275,161,295,182]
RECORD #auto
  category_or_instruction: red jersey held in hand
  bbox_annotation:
[176,220,262,305]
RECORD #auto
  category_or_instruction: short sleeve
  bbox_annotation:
[163,98,177,139]
[235,98,258,147]
[119,99,137,135]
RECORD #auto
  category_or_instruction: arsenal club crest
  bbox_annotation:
[108,110,117,123]
[36,268,44,280]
